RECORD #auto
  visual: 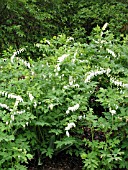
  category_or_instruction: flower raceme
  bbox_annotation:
[84,68,111,83]
[65,122,76,137]
[66,103,80,114]
[11,48,31,68]
[58,54,69,63]
[0,91,23,102]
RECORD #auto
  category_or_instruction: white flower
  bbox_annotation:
[14,100,20,108]
[54,64,60,72]
[58,54,69,63]
[46,40,50,45]
[31,71,35,75]
[49,103,54,110]
[11,48,25,63]
[17,110,25,114]
[66,37,74,42]
[8,94,23,102]
[55,72,59,76]
[63,85,69,89]
[65,122,76,131]
[28,93,34,101]
[66,104,80,114]
[78,115,83,120]
[11,115,14,121]
[66,131,70,137]
[123,84,128,88]
[0,103,10,110]
[34,102,37,108]
[110,78,123,87]
[110,109,116,116]
[106,48,116,58]
[84,68,111,83]
[66,110,70,114]
[102,23,108,31]
[22,60,30,68]
[69,76,74,86]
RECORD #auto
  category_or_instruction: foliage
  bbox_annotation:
[0,0,128,55]
[0,24,128,169]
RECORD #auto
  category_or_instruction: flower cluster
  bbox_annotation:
[63,75,79,90]
[66,103,80,114]
[11,48,31,68]
[54,54,69,76]
[106,48,116,58]
[110,108,116,116]
[11,48,25,63]
[65,122,76,137]
[0,91,23,102]
[27,92,37,108]
[84,68,111,83]
[110,78,128,89]
[0,103,11,111]
[58,54,69,63]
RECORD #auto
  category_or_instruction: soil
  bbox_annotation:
[28,152,83,170]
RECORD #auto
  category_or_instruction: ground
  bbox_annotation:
[28,152,83,170]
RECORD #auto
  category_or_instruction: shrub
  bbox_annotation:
[0,24,128,169]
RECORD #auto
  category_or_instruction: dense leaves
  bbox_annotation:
[0,25,128,169]
[0,1,128,169]
[0,0,128,55]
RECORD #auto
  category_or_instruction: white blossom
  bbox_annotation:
[123,84,128,88]
[66,104,80,114]
[0,103,10,110]
[110,109,116,116]
[11,114,14,121]
[11,48,25,63]
[65,122,76,131]
[21,60,30,68]
[14,100,20,108]
[17,110,25,114]
[34,102,37,108]
[78,115,83,120]
[58,54,69,63]
[66,130,70,137]
[69,76,74,86]
[63,85,69,89]
[66,37,74,42]
[54,64,60,72]
[66,110,70,114]
[28,93,34,101]
[110,78,124,87]
[26,122,28,126]
[106,48,116,58]
[102,23,108,31]
[55,72,59,76]
[49,103,54,110]
[46,40,50,45]
[31,71,35,76]
[84,68,111,83]
[8,93,23,102]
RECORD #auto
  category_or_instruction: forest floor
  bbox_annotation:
[28,152,83,170]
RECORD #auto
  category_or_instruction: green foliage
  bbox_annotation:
[0,24,128,169]
[1,0,128,55]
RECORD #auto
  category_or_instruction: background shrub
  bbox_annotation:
[0,25,128,169]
